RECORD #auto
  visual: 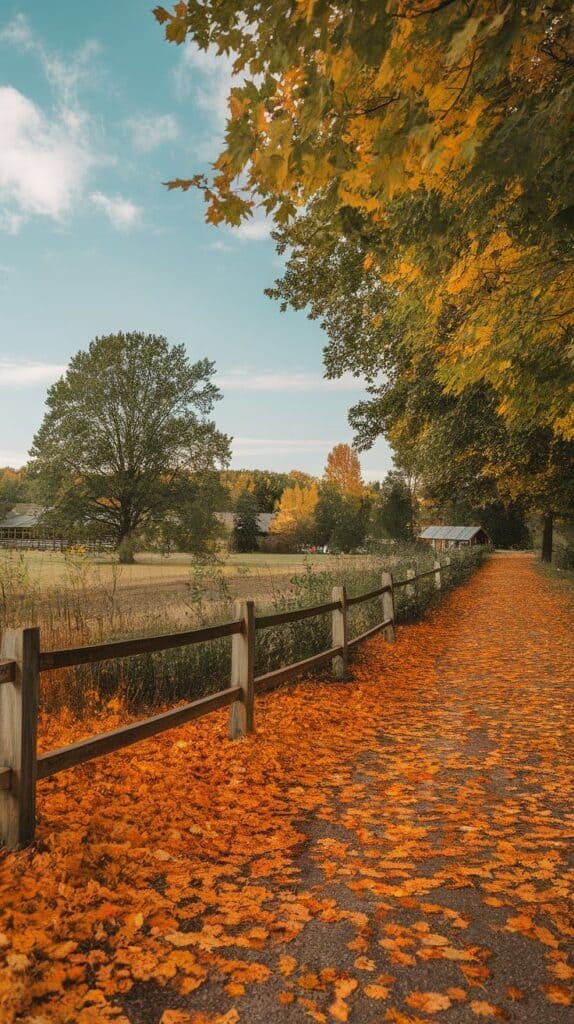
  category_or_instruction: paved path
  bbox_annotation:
[2,554,573,1023]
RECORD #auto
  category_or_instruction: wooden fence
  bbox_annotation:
[0,558,451,850]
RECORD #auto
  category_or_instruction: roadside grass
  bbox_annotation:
[535,560,574,596]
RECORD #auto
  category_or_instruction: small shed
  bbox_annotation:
[419,525,491,551]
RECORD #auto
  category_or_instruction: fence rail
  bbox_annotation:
[0,556,453,850]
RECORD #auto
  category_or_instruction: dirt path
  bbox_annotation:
[1,554,573,1023]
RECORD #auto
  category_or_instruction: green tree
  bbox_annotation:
[315,484,369,553]
[29,332,230,562]
[160,471,228,555]
[0,468,30,516]
[231,490,260,552]
[375,471,415,543]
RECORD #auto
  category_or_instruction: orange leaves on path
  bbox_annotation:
[1,555,573,1023]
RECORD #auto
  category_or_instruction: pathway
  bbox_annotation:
[1,554,572,1023]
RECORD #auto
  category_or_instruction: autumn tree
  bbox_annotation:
[324,444,365,498]
[222,469,291,512]
[156,1,574,558]
[270,480,319,548]
[29,332,230,562]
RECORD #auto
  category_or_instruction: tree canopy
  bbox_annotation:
[324,443,365,498]
[155,1,573,555]
[30,332,230,561]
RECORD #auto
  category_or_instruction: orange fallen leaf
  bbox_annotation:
[447,987,467,1001]
[278,955,297,976]
[364,983,390,999]
[470,1000,505,1017]
[542,984,572,1006]
[503,986,522,1002]
[354,956,376,971]
[406,991,452,1013]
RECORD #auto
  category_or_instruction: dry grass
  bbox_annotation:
[0,544,488,721]
[2,549,356,592]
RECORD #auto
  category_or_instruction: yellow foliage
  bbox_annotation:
[270,481,319,535]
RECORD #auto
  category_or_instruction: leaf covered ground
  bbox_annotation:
[1,554,573,1023]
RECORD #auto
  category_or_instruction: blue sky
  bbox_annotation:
[0,1,392,480]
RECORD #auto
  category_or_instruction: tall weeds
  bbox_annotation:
[0,545,489,723]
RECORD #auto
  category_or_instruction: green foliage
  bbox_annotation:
[315,484,370,553]
[231,490,260,552]
[222,468,292,512]
[372,471,415,542]
[29,332,230,554]
[0,467,31,515]
[160,471,228,555]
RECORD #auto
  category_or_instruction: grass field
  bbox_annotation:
[0,548,347,591]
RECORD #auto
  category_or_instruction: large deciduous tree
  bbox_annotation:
[29,332,230,562]
[270,479,319,548]
[155,1,574,558]
[324,443,365,498]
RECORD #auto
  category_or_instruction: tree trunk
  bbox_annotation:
[541,513,553,563]
[117,531,136,564]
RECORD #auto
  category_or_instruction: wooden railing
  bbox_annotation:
[0,557,451,849]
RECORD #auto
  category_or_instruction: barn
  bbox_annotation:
[419,525,491,551]
[0,504,62,550]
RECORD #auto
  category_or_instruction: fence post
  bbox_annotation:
[382,572,396,643]
[406,567,416,601]
[229,600,255,739]
[433,559,442,591]
[0,627,40,850]
[331,585,348,681]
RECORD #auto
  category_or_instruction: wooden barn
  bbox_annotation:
[0,504,62,550]
[419,525,491,551]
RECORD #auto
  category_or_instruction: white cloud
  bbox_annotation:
[0,14,102,110]
[0,359,66,386]
[90,191,141,230]
[0,15,103,232]
[174,43,240,161]
[0,264,14,273]
[0,86,94,229]
[126,113,180,153]
[209,239,232,252]
[219,370,364,392]
[174,44,235,122]
[230,212,273,242]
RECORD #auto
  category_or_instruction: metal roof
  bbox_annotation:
[419,525,486,541]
